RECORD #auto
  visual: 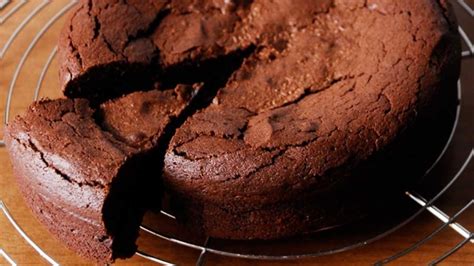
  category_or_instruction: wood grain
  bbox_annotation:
[0,1,472,265]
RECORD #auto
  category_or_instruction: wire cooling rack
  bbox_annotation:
[0,0,473,265]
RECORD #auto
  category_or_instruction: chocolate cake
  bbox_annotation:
[5,0,461,263]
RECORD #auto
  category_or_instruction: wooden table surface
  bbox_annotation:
[0,1,473,265]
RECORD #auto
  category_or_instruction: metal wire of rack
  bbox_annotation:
[0,0,472,265]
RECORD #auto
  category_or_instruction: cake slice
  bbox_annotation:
[4,83,201,263]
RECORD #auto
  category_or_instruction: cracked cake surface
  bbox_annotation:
[163,0,460,238]
[5,0,461,263]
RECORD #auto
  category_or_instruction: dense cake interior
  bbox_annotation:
[98,86,204,259]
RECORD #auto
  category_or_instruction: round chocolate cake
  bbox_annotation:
[5,0,461,263]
